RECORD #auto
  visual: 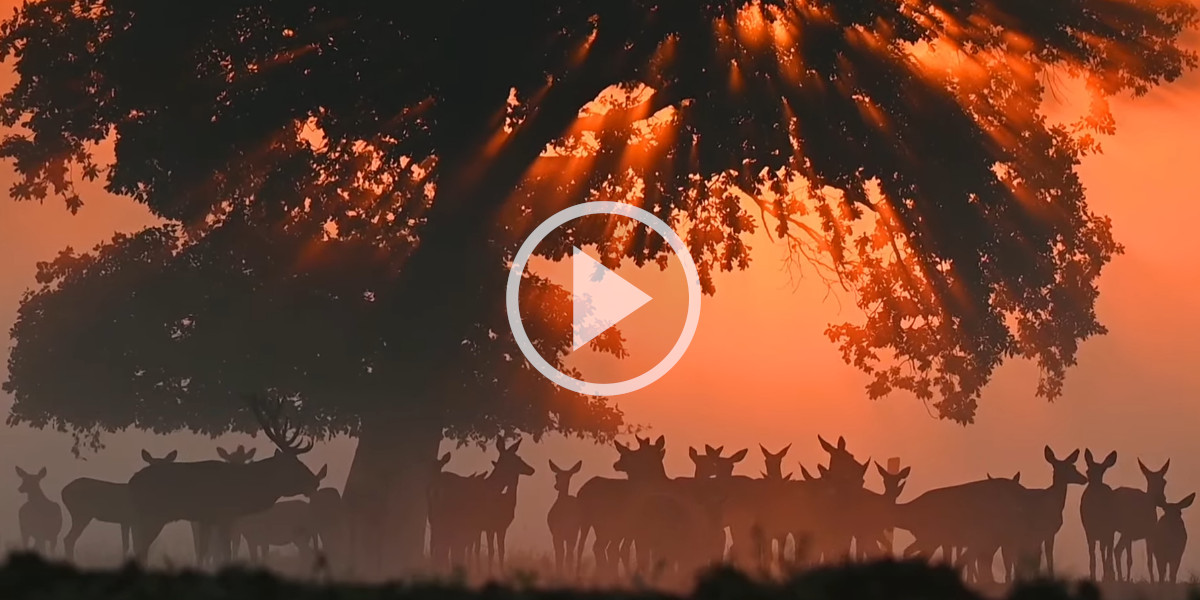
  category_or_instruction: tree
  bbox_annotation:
[2,0,1195,575]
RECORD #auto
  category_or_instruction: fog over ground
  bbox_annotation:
[2,21,1200,578]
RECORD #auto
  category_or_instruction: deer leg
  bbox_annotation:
[1144,539,1154,583]
[497,528,507,571]
[131,519,165,564]
[1043,536,1055,577]
[62,514,92,561]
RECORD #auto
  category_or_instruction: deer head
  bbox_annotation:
[247,392,324,497]
[817,435,869,487]
[688,445,748,478]
[141,449,178,465]
[492,436,535,482]
[760,444,792,480]
[1161,492,1195,518]
[549,459,583,494]
[1083,449,1118,484]
[15,466,47,496]
[430,452,452,477]
[216,444,257,464]
[874,461,911,501]
[614,435,667,481]
[1138,458,1170,505]
[1044,446,1087,487]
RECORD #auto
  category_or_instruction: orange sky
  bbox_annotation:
[2,13,1200,576]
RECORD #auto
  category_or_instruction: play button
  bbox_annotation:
[571,247,652,351]
[506,201,702,397]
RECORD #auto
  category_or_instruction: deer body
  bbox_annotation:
[232,499,318,562]
[1110,459,1170,581]
[60,449,178,560]
[547,460,583,575]
[16,467,62,555]
[1150,492,1194,583]
[60,478,132,559]
[1080,450,1119,581]
[127,394,325,563]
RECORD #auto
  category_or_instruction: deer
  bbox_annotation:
[1000,447,1086,581]
[1150,492,1194,583]
[1080,449,1119,581]
[126,393,326,563]
[547,459,583,576]
[626,440,730,579]
[477,437,536,572]
[892,467,1027,580]
[1110,459,1170,581]
[191,444,259,564]
[231,499,322,563]
[848,461,912,561]
[310,486,346,561]
[16,466,62,555]
[60,449,178,560]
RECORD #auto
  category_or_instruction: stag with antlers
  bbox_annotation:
[126,393,326,563]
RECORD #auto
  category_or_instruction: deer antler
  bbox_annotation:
[247,392,313,455]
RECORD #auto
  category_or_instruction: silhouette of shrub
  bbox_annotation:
[0,553,1192,600]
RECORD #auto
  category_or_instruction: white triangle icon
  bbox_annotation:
[572,247,652,351]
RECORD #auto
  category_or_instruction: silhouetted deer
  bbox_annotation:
[849,461,911,561]
[1080,449,1118,581]
[576,435,669,579]
[547,459,583,576]
[1110,459,1170,581]
[61,449,178,560]
[232,498,322,563]
[127,393,325,563]
[1005,447,1086,580]
[760,444,792,480]
[1150,492,1194,583]
[16,466,62,555]
[478,436,536,571]
[310,486,346,564]
[191,444,259,564]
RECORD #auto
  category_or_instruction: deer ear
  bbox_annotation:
[783,473,793,481]
[510,438,522,452]
[689,447,700,461]
[818,435,836,454]
[165,450,178,462]
[760,444,769,457]
[987,473,994,479]
[315,464,328,480]
[15,466,26,478]
[1103,451,1117,468]
[217,447,229,459]
[877,463,888,478]
[1065,449,1080,463]
[898,466,911,479]
[1160,459,1171,474]
[1014,472,1021,483]
[614,441,631,454]
[837,436,846,450]
[142,449,153,462]
[1044,445,1056,463]
[1180,493,1196,509]
[569,460,582,474]
[549,460,562,473]
[704,444,717,455]
[817,464,830,477]
[439,452,451,466]
[275,448,284,457]
[1139,458,1151,475]
[780,443,791,456]
[653,435,665,449]
[496,436,507,452]
[1084,449,1095,465]
[730,448,748,463]
[245,448,257,460]
[36,467,46,479]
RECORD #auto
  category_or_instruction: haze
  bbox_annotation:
[2,8,1200,580]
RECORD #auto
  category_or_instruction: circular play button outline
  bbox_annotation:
[505,201,702,397]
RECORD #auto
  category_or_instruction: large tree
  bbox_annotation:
[2,0,1195,575]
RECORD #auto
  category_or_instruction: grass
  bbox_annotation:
[2,552,1200,600]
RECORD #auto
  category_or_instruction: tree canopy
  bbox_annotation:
[2,0,1196,442]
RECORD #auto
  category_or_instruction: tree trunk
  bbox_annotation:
[341,408,442,581]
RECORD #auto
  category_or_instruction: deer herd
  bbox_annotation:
[6,407,1195,586]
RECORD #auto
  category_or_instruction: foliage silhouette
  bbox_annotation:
[1,0,1196,574]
